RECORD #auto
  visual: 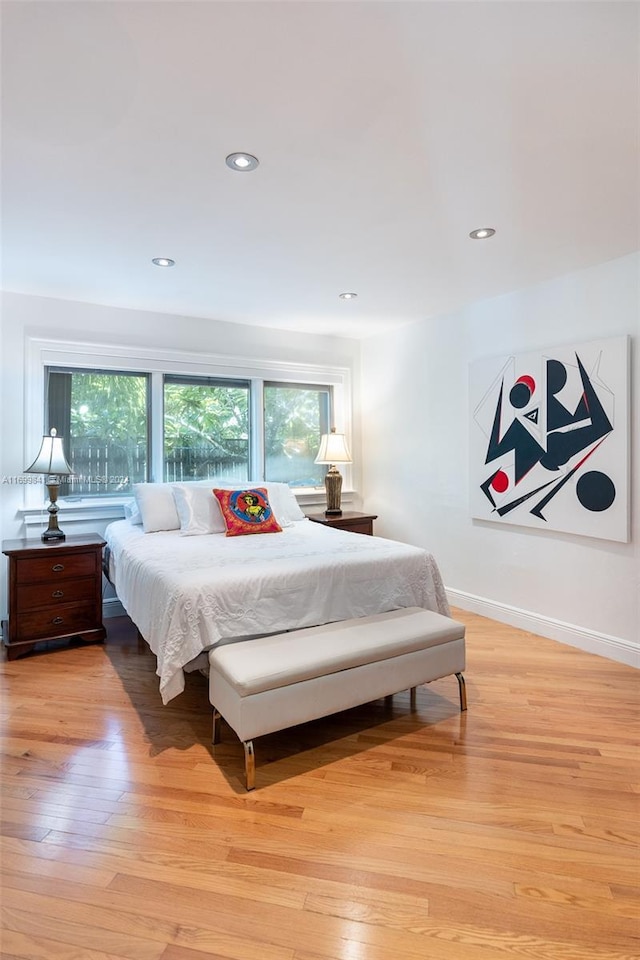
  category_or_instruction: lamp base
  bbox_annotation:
[324,467,343,515]
[42,527,65,542]
[43,481,65,541]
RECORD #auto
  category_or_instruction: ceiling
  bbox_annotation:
[2,1,638,339]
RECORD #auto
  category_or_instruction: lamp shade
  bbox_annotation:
[314,429,352,465]
[24,428,73,476]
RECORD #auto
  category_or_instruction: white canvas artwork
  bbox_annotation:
[469,336,630,542]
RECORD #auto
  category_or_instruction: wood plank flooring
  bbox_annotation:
[1,610,638,960]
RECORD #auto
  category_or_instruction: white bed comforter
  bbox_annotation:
[104,518,450,703]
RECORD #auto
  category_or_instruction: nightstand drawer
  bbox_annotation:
[15,601,97,642]
[14,551,97,584]
[17,577,96,609]
[336,519,374,535]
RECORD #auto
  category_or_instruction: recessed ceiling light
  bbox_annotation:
[469,227,496,240]
[339,292,358,300]
[226,152,259,172]
[152,257,175,267]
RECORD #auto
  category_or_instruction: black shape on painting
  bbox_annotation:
[486,385,545,482]
[524,409,539,424]
[540,355,612,471]
[576,471,616,512]
[480,472,499,507]
[509,382,531,409]
[546,359,589,430]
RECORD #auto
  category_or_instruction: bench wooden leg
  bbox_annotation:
[212,709,222,745]
[243,740,255,791]
[410,686,417,709]
[456,672,468,711]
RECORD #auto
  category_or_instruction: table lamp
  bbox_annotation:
[314,428,352,516]
[24,428,73,541]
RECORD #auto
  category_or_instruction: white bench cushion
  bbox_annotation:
[209,607,464,697]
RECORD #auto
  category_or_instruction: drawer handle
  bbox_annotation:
[52,563,65,573]
[52,589,64,598]
[52,616,64,625]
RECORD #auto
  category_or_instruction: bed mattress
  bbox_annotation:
[104,518,450,703]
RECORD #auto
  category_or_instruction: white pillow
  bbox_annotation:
[262,482,305,523]
[123,498,143,524]
[133,483,181,533]
[172,483,226,536]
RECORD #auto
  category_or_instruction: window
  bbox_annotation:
[164,376,250,483]
[264,383,330,487]
[41,355,344,500]
[47,368,149,497]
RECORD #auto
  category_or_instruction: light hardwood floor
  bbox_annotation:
[1,609,638,960]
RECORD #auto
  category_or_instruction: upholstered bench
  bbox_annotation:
[209,606,467,790]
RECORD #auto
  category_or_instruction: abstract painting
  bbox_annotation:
[470,336,629,542]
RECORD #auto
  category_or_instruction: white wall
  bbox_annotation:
[0,292,361,617]
[3,261,638,665]
[360,253,639,665]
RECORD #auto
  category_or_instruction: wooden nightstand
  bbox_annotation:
[306,511,378,536]
[2,533,106,660]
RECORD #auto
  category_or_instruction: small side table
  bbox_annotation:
[2,533,106,660]
[306,511,377,536]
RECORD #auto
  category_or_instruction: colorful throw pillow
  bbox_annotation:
[213,487,283,537]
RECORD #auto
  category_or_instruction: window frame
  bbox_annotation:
[24,336,352,515]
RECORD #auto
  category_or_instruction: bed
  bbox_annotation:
[104,483,450,704]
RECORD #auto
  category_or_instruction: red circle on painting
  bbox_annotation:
[516,374,536,394]
[491,470,509,493]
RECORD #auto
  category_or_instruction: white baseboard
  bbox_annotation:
[446,588,639,669]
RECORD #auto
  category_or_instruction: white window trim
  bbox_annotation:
[23,336,353,520]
